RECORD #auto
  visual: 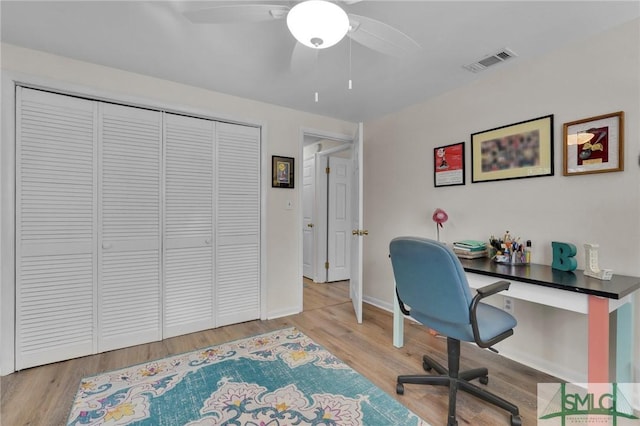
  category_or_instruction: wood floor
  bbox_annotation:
[1,279,557,426]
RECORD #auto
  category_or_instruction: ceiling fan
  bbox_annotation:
[183,1,421,72]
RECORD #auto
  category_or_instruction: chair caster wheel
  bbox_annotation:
[422,361,432,371]
[479,376,489,385]
[510,414,522,426]
[396,383,404,395]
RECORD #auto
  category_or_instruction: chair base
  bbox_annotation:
[396,337,521,426]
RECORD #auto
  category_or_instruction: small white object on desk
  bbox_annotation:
[583,243,613,280]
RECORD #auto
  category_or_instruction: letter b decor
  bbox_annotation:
[552,241,577,271]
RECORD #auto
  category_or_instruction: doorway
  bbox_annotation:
[299,124,364,324]
[302,135,353,284]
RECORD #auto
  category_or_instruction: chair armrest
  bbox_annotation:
[470,280,513,348]
[476,280,510,297]
[395,287,411,316]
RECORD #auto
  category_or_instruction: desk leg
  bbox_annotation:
[588,296,609,383]
[393,280,404,348]
[615,301,633,382]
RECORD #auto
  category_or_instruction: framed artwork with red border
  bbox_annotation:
[434,142,465,187]
[563,111,624,176]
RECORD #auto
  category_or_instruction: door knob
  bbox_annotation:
[307,223,314,228]
[361,230,369,236]
[352,230,359,235]
[102,242,112,249]
[205,239,211,245]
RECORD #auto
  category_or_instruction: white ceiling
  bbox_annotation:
[2,1,639,122]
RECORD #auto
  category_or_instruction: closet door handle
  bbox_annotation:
[102,242,112,250]
[205,239,211,245]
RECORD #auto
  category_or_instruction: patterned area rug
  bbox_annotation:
[67,327,429,425]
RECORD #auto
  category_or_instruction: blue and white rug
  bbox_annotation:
[68,327,429,425]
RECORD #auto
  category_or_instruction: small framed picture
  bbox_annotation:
[434,142,465,187]
[471,115,554,183]
[272,155,295,188]
[563,111,624,176]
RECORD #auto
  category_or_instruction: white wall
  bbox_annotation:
[363,19,640,383]
[0,43,356,374]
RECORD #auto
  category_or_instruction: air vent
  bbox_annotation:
[463,48,517,73]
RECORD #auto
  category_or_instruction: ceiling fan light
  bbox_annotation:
[287,0,349,49]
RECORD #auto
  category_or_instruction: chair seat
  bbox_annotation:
[410,302,517,344]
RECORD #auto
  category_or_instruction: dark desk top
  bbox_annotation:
[458,258,640,300]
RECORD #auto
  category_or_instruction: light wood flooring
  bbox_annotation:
[1,279,557,425]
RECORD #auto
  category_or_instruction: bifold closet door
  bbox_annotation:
[98,103,162,352]
[163,113,215,338]
[16,88,98,370]
[15,88,260,369]
[215,123,261,326]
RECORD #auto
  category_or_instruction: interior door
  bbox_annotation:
[349,123,364,323]
[163,113,215,338]
[215,122,261,326]
[327,156,351,282]
[98,103,162,352]
[302,157,315,279]
[15,88,98,370]
[314,154,329,283]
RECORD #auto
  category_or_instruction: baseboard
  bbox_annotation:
[362,295,394,312]
[267,307,301,320]
[495,347,586,384]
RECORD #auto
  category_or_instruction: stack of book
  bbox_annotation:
[453,240,488,259]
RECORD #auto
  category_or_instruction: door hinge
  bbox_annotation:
[325,167,330,174]
[325,261,329,269]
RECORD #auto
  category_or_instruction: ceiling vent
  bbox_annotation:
[463,48,517,73]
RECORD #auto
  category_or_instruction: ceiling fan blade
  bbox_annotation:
[290,42,319,75]
[184,4,289,24]
[347,14,421,57]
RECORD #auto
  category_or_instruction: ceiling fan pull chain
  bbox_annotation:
[348,35,353,90]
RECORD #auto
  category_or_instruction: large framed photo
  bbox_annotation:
[471,115,554,183]
[272,155,295,188]
[563,111,624,176]
[434,142,465,187]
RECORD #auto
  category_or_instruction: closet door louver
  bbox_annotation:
[98,103,162,352]
[215,123,261,326]
[15,88,98,370]
[163,113,215,337]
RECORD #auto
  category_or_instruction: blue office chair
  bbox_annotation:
[389,236,521,426]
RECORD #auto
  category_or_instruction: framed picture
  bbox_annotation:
[434,142,465,187]
[272,155,295,188]
[471,115,554,183]
[563,111,624,176]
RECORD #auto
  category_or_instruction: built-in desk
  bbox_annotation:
[392,258,640,383]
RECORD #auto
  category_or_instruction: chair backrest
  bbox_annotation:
[390,236,474,326]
